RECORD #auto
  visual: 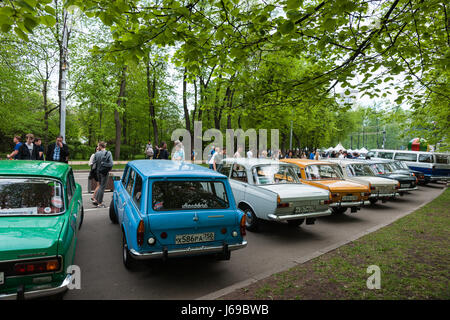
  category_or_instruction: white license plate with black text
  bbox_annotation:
[294,206,315,214]
[401,184,410,188]
[175,232,215,244]
[342,195,357,201]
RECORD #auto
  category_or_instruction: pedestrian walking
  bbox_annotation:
[6,135,22,160]
[88,146,100,202]
[92,142,113,208]
[145,140,154,159]
[18,133,39,160]
[34,138,45,160]
[46,136,69,163]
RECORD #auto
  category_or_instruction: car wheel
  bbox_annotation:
[332,207,347,214]
[242,205,259,232]
[78,206,84,230]
[109,199,118,224]
[122,233,136,270]
[369,198,378,205]
[287,219,305,227]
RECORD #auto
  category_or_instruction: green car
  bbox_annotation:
[0,160,83,299]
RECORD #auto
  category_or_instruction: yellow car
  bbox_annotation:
[281,159,370,214]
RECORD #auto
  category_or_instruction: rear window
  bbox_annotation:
[394,153,417,161]
[305,164,343,180]
[378,152,394,159]
[435,154,449,164]
[0,178,65,215]
[347,164,375,177]
[418,154,433,163]
[152,181,229,211]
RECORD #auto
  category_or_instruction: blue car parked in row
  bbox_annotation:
[109,160,247,269]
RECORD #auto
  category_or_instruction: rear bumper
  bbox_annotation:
[268,209,332,221]
[0,274,71,300]
[427,176,450,182]
[129,241,247,260]
[330,201,365,208]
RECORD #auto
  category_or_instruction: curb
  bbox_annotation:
[197,186,448,300]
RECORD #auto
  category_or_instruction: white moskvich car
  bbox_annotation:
[219,158,332,231]
[328,159,398,205]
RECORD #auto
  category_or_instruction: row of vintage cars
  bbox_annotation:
[0,154,446,299]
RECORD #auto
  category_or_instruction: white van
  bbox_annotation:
[367,149,450,183]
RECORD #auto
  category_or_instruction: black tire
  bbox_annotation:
[287,219,305,227]
[332,207,347,214]
[369,198,378,205]
[78,206,84,230]
[109,199,118,224]
[241,205,259,232]
[122,233,136,270]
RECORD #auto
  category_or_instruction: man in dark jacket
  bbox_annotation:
[18,134,39,160]
[155,141,169,159]
[46,135,69,163]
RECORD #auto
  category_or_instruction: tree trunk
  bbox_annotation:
[146,61,159,146]
[115,66,127,160]
[183,68,191,134]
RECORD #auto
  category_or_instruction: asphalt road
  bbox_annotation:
[64,171,446,300]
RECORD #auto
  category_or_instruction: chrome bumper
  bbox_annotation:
[268,209,332,221]
[129,241,247,260]
[0,274,71,300]
[330,201,365,208]
[428,176,450,182]
[398,186,418,192]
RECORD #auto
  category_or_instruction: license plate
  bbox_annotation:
[294,206,315,214]
[0,272,4,285]
[342,195,357,201]
[175,232,215,245]
[401,184,410,188]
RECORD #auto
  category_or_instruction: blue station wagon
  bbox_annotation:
[109,160,247,269]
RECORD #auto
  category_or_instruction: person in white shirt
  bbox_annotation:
[234,146,243,158]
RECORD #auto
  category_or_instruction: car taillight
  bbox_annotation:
[240,214,246,236]
[320,199,331,205]
[14,258,60,276]
[137,220,145,247]
[369,184,375,191]
[277,202,290,208]
[395,182,400,189]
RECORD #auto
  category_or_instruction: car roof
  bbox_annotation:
[327,159,368,165]
[0,160,70,181]
[128,160,227,179]
[281,159,338,166]
[223,158,297,168]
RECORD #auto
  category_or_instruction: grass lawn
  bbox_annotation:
[221,187,450,300]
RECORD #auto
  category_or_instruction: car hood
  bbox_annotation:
[0,215,65,261]
[306,179,369,192]
[351,176,398,187]
[381,174,416,182]
[259,183,330,201]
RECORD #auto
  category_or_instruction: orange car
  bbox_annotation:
[281,159,370,214]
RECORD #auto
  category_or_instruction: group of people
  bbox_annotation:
[144,140,170,160]
[6,134,69,162]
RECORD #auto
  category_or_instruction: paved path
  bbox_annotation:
[65,171,446,300]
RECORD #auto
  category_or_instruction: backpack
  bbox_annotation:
[98,151,113,175]
[145,145,154,157]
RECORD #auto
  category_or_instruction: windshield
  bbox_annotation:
[305,164,343,180]
[152,181,229,211]
[370,163,394,174]
[252,165,299,185]
[0,178,65,215]
[346,164,375,177]
[392,161,408,170]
